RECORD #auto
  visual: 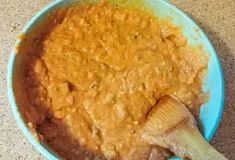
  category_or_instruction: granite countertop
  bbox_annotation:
[0,0,234,159]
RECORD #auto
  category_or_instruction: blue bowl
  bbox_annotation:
[7,0,224,160]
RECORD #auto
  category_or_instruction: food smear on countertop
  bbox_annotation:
[13,1,208,159]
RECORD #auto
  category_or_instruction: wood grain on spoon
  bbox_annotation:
[142,96,227,160]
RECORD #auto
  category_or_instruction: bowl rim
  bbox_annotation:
[7,0,225,160]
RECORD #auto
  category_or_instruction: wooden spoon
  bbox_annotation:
[142,96,227,160]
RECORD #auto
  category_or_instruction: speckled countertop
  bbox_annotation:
[0,0,234,159]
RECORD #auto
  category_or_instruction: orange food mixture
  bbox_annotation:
[14,1,208,160]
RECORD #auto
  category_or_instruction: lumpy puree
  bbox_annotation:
[14,1,208,160]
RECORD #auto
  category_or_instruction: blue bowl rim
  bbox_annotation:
[7,0,225,160]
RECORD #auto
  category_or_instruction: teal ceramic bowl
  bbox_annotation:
[7,0,224,160]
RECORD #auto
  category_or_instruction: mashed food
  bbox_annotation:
[14,1,208,160]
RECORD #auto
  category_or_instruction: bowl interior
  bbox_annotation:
[8,0,224,160]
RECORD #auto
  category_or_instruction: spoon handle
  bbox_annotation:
[163,124,227,160]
